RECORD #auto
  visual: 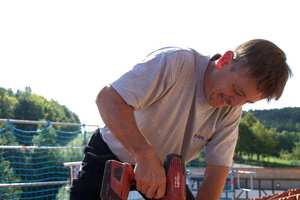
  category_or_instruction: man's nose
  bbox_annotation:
[231,96,245,108]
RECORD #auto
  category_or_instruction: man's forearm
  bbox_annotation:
[96,85,167,199]
[96,85,155,161]
[196,164,229,200]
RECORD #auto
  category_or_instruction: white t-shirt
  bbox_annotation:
[101,47,242,166]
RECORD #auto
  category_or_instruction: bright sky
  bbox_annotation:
[1,0,299,126]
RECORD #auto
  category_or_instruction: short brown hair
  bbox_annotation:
[232,39,292,101]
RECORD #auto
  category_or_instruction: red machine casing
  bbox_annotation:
[101,160,134,200]
[100,154,186,200]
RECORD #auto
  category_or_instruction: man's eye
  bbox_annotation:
[233,85,242,96]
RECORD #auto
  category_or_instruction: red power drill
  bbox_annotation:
[100,154,186,200]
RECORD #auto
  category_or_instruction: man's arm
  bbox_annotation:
[196,164,229,200]
[96,85,166,199]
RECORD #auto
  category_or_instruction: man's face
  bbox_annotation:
[205,66,263,108]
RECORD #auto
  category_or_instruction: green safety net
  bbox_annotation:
[0,119,234,200]
[0,119,90,200]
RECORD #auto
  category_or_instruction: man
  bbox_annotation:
[70,39,292,200]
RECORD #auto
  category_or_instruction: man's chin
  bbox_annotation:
[209,101,223,108]
[208,95,226,108]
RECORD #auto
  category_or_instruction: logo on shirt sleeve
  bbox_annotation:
[194,129,212,142]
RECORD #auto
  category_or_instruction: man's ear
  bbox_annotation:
[216,51,234,70]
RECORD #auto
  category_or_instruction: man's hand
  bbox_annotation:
[134,152,166,199]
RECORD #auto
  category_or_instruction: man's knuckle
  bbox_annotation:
[146,189,155,198]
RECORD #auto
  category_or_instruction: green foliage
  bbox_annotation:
[0,86,80,127]
[279,149,293,160]
[235,121,256,156]
[241,108,300,163]
[55,184,70,199]
[0,88,18,120]
[243,107,300,132]
[0,159,22,199]
[235,154,300,168]
[0,87,81,146]
[236,112,279,160]
[274,131,298,153]
[292,133,300,159]
[0,127,23,199]
[238,109,300,165]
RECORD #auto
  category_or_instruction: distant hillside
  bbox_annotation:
[242,107,300,132]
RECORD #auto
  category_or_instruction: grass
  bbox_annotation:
[234,154,300,168]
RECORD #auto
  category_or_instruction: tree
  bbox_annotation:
[0,159,22,199]
[292,132,300,159]
[0,126,22,199]
[14,87,46,130]
[245,107,300,132]
[243,111,258,126]
[236,121,256,157]
[237,112,279,160]
[0,90,18,119]
[274,131,297,153]
[0,87,81,145]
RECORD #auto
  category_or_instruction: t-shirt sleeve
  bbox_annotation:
[205,107,242,167]
[110,48,191,110]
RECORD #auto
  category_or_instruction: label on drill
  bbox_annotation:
[174,172,180,188]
